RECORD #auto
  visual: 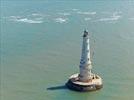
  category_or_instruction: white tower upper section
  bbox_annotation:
[79,30,92,82]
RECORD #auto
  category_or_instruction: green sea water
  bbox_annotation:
[1,0,134,100]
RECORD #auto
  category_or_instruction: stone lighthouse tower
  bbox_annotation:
[66,30,103,92]
[79,30,92,82]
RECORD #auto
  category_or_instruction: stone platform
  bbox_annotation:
[66,73,103,92]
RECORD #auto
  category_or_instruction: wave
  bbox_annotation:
[112,11,122,15]
[15,18,43,23]
[31,13,42,16]
[98,15,121,22]
[101,11,122,15]
[9,16,22,19]
[9,16,44,24]
[54,18,68,23]
[128,18,134,20]
[72,9,79,11]
[31,13,50,17]
[77,11,96,15]
[84,18,91,21]
[58,12,71,16]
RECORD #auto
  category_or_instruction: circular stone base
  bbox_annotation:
[66,73,103,92]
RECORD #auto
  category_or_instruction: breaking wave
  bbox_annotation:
[31,13,42,16]
[5,11,124,24]
[8,15,44,24]
[58,12,71,16]
[98,14,121,22]
[99,16,121,21]
[15,18,43,23]
[31,13,50,17]
[72,8,79,11]
[128,18,134,20]
[54,18,68,23]
[84,18,91,21]
[77,11,96,15]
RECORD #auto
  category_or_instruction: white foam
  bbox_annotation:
[84,18,91,21]
[31,13,42,16]
[101,11,122,15]
[55,18,68,23]
[9,16,43,24]
[15,18,43,23]
[34,17,44,20]
[72,9,79,11]
[9,16,21,19]
[31,13,49,17]
[128,18,134,20]
[58,12,71,16]
[113,11,122,15]
[77,11,96,15]
[98,15,121,22]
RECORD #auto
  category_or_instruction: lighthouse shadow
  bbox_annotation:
[47,85,67,91]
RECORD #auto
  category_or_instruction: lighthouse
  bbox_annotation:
[66,30,103,92]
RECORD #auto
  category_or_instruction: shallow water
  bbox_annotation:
[1,0,134,100]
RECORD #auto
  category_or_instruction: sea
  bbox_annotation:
[1,0,134,100]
